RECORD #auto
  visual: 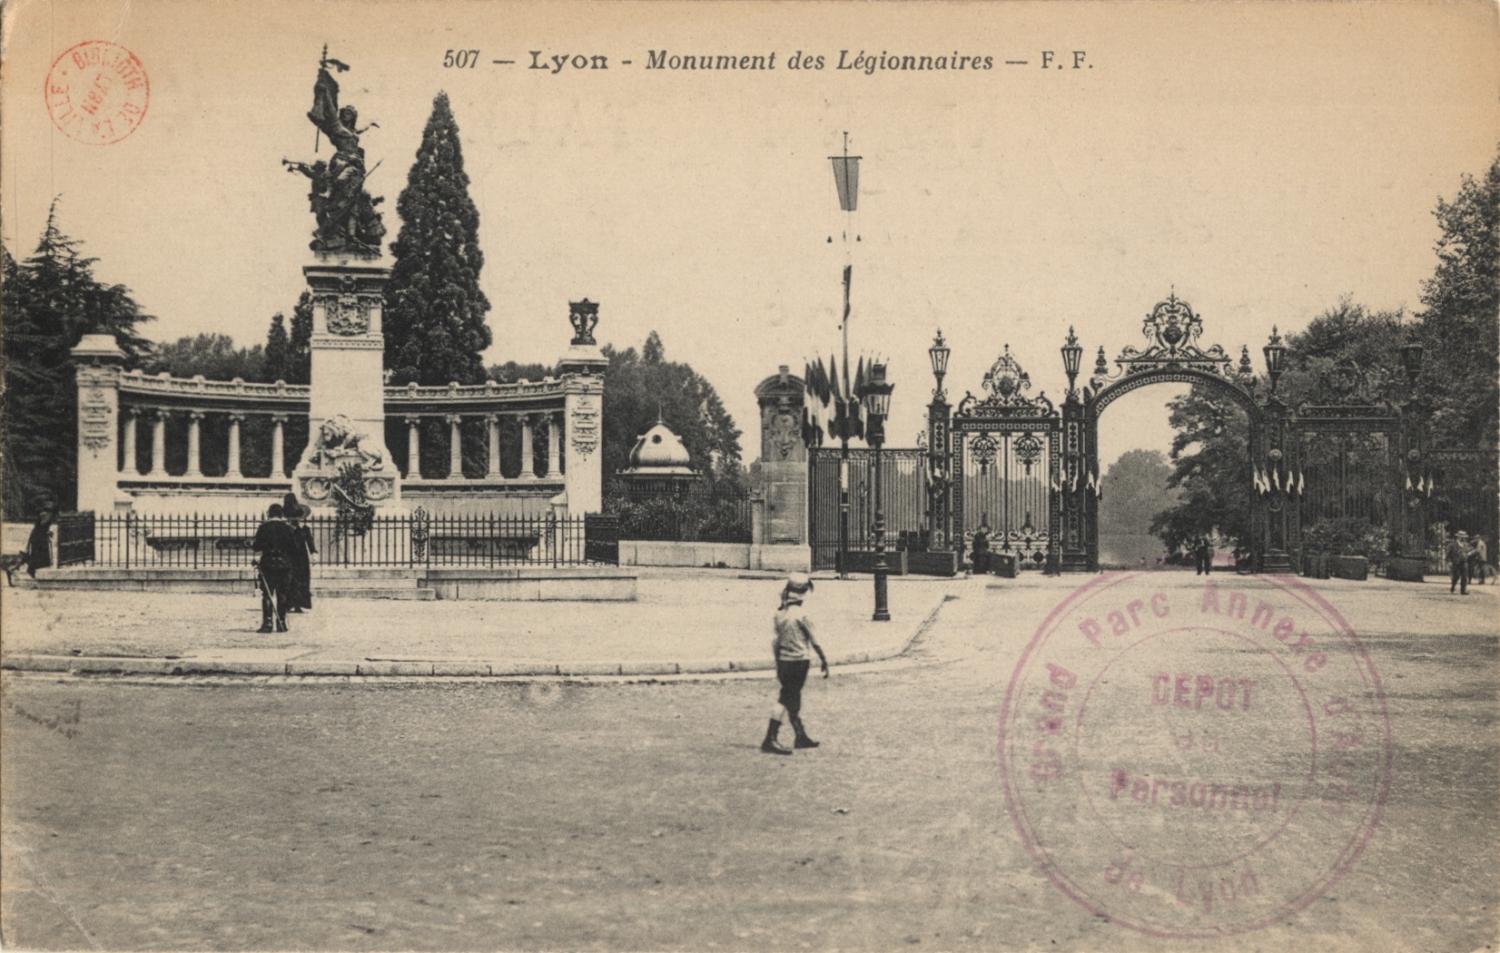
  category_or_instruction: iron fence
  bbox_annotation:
[79,511,618,568]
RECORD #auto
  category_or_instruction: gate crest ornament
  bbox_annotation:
[957,344,1056,417]
[1090,292,1235,391]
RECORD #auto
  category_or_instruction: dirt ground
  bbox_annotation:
[2,573,1496,951]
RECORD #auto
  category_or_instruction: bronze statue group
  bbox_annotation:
[251,494,317,633]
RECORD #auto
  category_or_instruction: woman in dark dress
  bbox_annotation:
[286,503,316,612]
[23,506,57,578]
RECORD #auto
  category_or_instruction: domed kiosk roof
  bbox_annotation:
[622,418,696,476]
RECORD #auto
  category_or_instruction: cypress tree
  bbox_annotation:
[264,313,290,383]
[287,291,314,385]
[384,91,492,387]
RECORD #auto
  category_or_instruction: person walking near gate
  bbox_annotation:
[253,503,298,632]
[1447,531,1470,595]
[1470,533,1489,586]
[22,504,57,578]
[760,572,830,755]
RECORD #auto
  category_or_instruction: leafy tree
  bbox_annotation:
[263,313,290,383]
[1,201,153,516]
[1416,149,1499,449]
[1099,449,1176,537]
[145,333,264,381]
[601,331,743,488]
[1149,384,1254,552]
[384,91,492,387]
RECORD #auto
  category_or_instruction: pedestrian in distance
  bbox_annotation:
[971,515,992,575]
[1447,530,1470,595]
[252,503,298,632]
[1469,533,1489,586]
[1195,537,1212,576]
[285,502,316,613]
[761,572,829,756]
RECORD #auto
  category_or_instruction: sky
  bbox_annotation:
[5,0,1497,473]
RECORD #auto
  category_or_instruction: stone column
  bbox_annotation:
[271,414,287,477]
[546,411,561,478]
[487,414,502,477]
[557,299,609,514]
[150,410,168,476]
[184,412,204,477]
[752,366,809,546]
[121,408,139,474]
[227,413,244,478]
[70,334,126,512]
[519,413,535,479]
[405,416,422,478]
[446,414,463,478]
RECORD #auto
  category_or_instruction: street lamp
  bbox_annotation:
[928,329,951,399]
[1061,326,1083,398]
[1263,326,1286,395]
[863,361,894,621]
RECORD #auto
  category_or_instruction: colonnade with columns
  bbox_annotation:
[402,409,565,481]
[119,407,294,479]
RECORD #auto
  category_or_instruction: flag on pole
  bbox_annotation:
[1271,467,1281,493]
[1406,473,1414,492]
[1296,468,1304,496]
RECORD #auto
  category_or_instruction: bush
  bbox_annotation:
[1303,517,1389,560]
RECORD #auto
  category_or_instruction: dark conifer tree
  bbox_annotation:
[263,313,290,383]
[384,91,492,388]
[1,199,152,515]
[287,291,314,385]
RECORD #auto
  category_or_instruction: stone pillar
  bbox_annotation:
[121,408,139,474]
[150,410,167,476]
[297,254,400,507]
[546,411,562,478]
[520,414,536,479]
[185,411,204,477]
[752,366,809,545]
[558,300,609,514]
[226,413,244,478]
[446,414,463,478]
[71,335,125,513]
[405,416,422,478]
[271,414,287,477]
[487,414,502,477]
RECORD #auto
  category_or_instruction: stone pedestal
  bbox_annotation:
[558,300,608,515]
[752,366,809,546]
[71,334,126,514]
[293,253,401,509]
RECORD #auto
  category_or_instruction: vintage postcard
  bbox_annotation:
[2,0,1497,950]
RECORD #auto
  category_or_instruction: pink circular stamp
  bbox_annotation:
[999,573,1391,938]
[44,41,150,145]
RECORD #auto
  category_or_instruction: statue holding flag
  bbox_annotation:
[283,47,386,255]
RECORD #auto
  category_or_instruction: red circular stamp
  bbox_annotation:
[44,41,150,145]
[1000,573,1391,938]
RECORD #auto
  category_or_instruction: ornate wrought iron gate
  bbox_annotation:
[809,447,927,570]
[938,345,1062,571]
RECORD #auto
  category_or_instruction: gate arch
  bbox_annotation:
[1067,294,1289,572]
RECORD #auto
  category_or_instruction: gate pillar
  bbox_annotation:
[753,366,809,547]
[926,395,951,550]
[1060,396,1090,572]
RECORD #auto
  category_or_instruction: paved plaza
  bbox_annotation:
[2,571,1496,950]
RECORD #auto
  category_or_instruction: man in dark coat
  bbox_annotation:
[253,504,298,632]
[1448,531,1471,595]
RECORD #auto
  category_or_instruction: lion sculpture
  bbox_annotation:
[310,414,385,470]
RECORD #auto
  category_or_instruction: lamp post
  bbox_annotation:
[1061,326,1083,399]
[1400,335,1424,388]
[927,330,952,549]
[864,361,894,621]
[1263,326,1286,395]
